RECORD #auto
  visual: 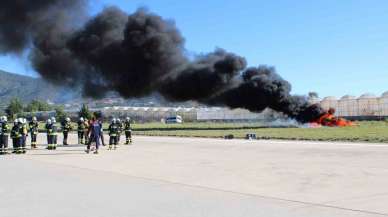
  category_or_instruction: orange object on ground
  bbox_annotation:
[312,108,355,127]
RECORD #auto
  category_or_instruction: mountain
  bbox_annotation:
[0,69,196,108]
[0,70,66,106]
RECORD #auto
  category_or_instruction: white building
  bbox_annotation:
[319,92,388,117]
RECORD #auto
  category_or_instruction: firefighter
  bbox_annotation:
[108,118,119,150]
[21,118,28,153]
[45,119,51,145]
[85,117,102,154]
[11,119,22,154]
[62,117,72,146]
[124,117,132,145]
[0,116,10,154]
[117,118,123,144]
[51,117,58,149]
[77,117,85,144]
[46,119,54,150]
[29,117,39,149]
[84,118,90,145]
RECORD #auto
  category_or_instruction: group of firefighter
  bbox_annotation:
[0,116,133,155]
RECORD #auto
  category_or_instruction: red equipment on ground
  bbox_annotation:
[313,108,355,127]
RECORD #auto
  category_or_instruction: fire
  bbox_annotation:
[312,108,356,127]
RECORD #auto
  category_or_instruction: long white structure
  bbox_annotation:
[319,92,388,117]
[26,92,388,122]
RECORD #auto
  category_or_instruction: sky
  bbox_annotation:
[1,0,388,98]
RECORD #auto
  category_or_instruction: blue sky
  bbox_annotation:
[1,0,388,98]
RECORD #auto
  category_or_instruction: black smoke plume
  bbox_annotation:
[0,0,324,123]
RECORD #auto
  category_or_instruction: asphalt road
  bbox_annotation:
[1,134,388,217]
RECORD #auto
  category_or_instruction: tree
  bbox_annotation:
[79,104,93,120]
[5,98,23,119]
[55,106,68,123]
[24,100,52,112]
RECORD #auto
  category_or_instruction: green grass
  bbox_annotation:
[131,121,388,143]
[32,121,388,143]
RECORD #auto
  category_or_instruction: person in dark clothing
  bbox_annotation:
[86,117,102,154]
[11,119,22,154]
[20,118,28,153]
[108,118,119,150]
[62,117,72,146]
[77,117,85,144]
[29,117,39,149]
[51,117,58,149]
[46,119,54,150]
[124,117,132,145]
[45,119,51,146]
[0,116,10,154]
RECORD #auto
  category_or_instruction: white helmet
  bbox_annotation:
[47,119,52,124]
[112,118,116,124]
[23,118,27,124]
[66,117,71,122]
[117,118,121,123]
[18,118,23,123]
[4,116,7,122]
[32,117,37,121]
[126,117,130,121]
[14,119,18,124]
[80,117,84,122]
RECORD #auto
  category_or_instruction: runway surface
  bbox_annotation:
[1,134,388,217]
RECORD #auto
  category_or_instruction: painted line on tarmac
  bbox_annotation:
[28,156,388,217]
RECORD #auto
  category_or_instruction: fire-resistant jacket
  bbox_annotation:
[11,124,21,139]
[108,123,119,137]
[29,121,39,135]
[62,121,72,133]
[124,121,132,132]
[1,122,10,136]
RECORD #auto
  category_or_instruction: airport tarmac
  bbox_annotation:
[1,134,388,217]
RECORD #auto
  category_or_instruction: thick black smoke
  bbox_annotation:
[211,66,323,123]
[160,49,247,101]
[0,0,324,123]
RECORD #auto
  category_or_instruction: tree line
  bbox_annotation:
[2,97,95,123]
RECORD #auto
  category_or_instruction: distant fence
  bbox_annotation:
[20,93,388,122]
[22,107,274,122]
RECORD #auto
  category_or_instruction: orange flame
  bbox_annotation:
[312,108,355,127]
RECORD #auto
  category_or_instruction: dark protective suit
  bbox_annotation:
[86,121,102,153]
[62,121,72,145]
[124,121,132,145]
[11,124,22,154]
[46,123,57,150]
[29,121,39,148]
[78,121,85,144]
[0,122,10,154]
[21,123,28,153]
[108,123,119,150]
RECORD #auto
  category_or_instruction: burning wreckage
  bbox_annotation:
[310,108,355,127]
[0,0,354,127]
